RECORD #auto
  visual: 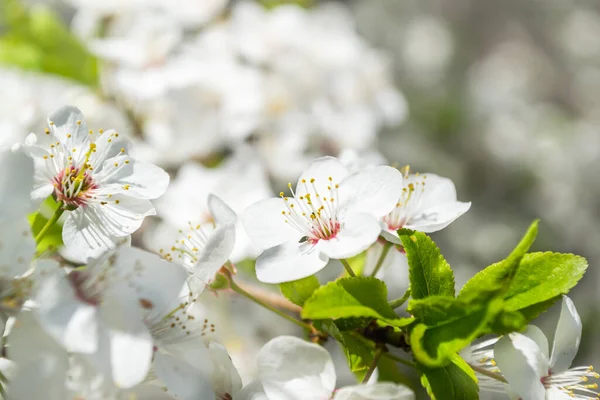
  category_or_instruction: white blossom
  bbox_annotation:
[381,167,470,243]
[233,336,414,400]
[494,296,598,399]
[23,106,169,261]
[243,156,403,283]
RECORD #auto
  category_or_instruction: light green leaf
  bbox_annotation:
[302,277,413,328]
[459,220,538,299]
[419,354,479,400]
[28,197,63,254]
[279,275,320,306]
[0,0,98,87]
[399,229,454,299]
[504,252,587,314]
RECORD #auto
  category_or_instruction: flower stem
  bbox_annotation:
[362,346,385,384]
[468,363,508,383]
[228,278,313,331]
[340,259,356,277]
[35,202,65,244]
[370,241,392,277]
[389,288,411,309]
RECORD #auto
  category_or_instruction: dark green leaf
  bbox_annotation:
[409,291,503,366]
[399,230,455,300]
[279,275,320,306]
[489,310,527,335]
[419,354,479,400]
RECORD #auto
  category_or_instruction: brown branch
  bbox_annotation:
[230,281,302,314]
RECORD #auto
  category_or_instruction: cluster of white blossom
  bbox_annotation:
[0,105,468,399]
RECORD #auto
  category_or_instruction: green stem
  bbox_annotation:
[228,278,313,331]
[362,346,385,384]
[370,241,392,277]
[468,363,508,383]
[389,288,411,309]
[340,259,356,277]
[34,202,65,244]
[382,351,417,368]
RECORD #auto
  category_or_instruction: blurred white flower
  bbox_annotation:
[23,106,169,261]
[33,247,188,389]
[163,194,236,291]
[494,296,598,400]
[381,168,470,243]
[147,148,272,264]
[243,157,403,283]
[234,336,414,400]
[141,272,215,399]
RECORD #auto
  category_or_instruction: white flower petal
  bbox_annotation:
[243,197,302,249]
[193,223,236,283]
[494,333,548,400]
[549,296,582,373]
[111,246,190,313]
[209,342,243,398]
[0,217,35,277]
[99,159,170,199]
[100,296,153,388]
[233,381,268,400]
[0,150,34,221]
[35,272,99,354]
[47,105,90,149]
[404,201,471,233]
[523,325,550,362]
[257,336,336,400]
[545,387,572,400]
[339,166,404,218]
[255,240,329,284]
[412,174,459,209]
[294,156,349,198]
[154,351,216,400]
[7,311,69,400]
[62,197,154,262]
[334,383,415,400]
[208,194,237,225]
[317,213,381,259]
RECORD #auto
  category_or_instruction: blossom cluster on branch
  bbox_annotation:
[0,106,592,400]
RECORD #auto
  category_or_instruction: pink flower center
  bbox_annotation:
[280,176,342,244]
[53,166,98,208]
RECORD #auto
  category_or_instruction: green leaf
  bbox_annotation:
[419,354,479,400]
[279,275,320,306]
[302,277,413,328]
[399,229,455,299]
[317,320,375,373]
[340,332,374,372]
[408,292,503,367]
[28,197,64,255]
[489,310,527,335]
[376,356,416,390]
[0,0,98,87]
[459,220,538,299]
[504,252,587,313]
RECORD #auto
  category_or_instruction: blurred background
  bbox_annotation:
[1,0,599,397]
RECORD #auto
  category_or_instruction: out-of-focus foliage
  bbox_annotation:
[0,0,98,86]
